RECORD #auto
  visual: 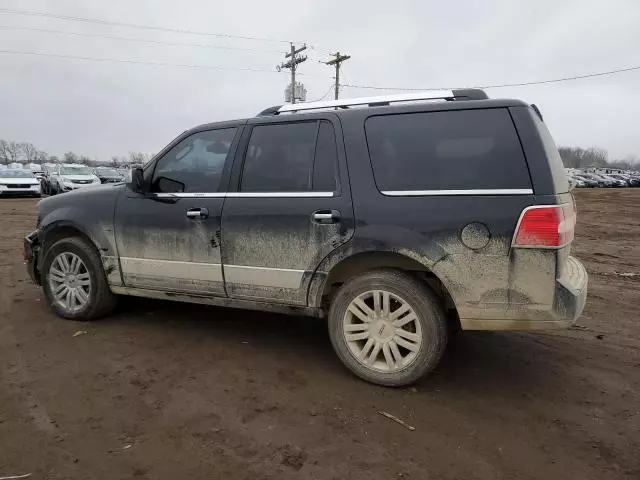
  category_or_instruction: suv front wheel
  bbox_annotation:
[41,236,116,320]
[328,269,448,387]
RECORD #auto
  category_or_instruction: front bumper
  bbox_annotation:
[24,231,41,285]
[460,256,588,331]
[0,186,41,196]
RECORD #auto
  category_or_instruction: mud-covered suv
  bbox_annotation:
[24,89,587,386]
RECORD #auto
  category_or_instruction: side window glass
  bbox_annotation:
[240,122,317,192]
[313,121,338,191]
[151,128,237,193]
[365,109,531,191]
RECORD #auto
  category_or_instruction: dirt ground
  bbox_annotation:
[0,189,638,480]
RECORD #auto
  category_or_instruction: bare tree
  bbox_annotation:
[35,150,48,164]
[110,156,127,167]
[63,151,79,164]
[0,140,23,164]
[559,146,608,168]
[128,151,154,166]
[22,142,39,162]
[48,155,60,164]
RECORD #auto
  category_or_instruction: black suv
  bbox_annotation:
[24,89,587,386]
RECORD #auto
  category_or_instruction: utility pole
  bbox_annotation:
[277,43,307,104]
[324,52,350,100]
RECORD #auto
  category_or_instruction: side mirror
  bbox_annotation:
[156,176,185,193]
[126,167,145,193]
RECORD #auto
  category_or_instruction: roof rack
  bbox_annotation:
[262,88,488,115]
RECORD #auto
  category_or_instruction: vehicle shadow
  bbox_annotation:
[107,297,573,396]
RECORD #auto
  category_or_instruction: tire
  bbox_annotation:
[328,269,448,387]
[41,236,116,321]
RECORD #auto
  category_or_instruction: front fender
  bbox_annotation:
[36,185,123,286]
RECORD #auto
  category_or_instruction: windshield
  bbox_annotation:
[1,169,35,178]
[60,166,92,175]
[97,168,121,176]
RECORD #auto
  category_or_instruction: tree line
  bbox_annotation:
[0,139,153,167]
[558,146,638,170]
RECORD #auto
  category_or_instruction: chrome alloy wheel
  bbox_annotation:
[48,252,91,313]
[342,290,423,373]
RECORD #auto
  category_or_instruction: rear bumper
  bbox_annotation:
[460,256,588,331]
[24,231,41,285]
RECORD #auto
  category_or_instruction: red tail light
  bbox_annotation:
[513,204,575,248]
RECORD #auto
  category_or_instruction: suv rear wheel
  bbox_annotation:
[328,269,448,387]
[41,236,116,320]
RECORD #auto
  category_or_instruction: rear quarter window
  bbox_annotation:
[365,108,532,192]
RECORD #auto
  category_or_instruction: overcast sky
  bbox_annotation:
[1,0,639,162]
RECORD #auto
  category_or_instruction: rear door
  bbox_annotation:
[220,116,353,305]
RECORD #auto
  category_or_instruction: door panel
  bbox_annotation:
[221,117,353,305]
[221,195,351,303]
[115,195,226,294]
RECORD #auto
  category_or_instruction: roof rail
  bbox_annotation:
[272,88,488,114]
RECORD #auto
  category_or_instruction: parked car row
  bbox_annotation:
[566,169,640,188]
[39,164,124,195]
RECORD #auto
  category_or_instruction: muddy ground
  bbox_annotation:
[0,189,638,480]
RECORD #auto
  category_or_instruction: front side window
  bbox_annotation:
[240,121,338,192]
[151,128,237,193]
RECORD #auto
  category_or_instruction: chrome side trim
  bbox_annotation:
[278,90,454,113]
[381,189,533,196]
[224,264,305,289]
[120,257,224,282]
[226,192,334,198]
[155,192,226,198]
[119,258,306,289]
[154,192,333,199]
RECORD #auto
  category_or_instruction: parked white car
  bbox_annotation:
[49,164,101,194]
[0,168,41,197]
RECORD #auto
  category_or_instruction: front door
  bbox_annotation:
[221,116,354,305]
[115,126,240,295]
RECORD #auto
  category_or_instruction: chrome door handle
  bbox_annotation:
[312,210,340,223]
[186,207,209,219]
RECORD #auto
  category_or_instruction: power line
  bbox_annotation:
[340,64,640,91]
[0,24,287,53]
[309,84,335,102]
[0,7,293,44]
[0,48,332,78]
[0,49,287,73]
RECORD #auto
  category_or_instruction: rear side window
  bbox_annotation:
[240,121,338,192]
[365,108,532,192]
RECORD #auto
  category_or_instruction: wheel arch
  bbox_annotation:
[308,248,458,323]
[41,221,99,254]
[38,221,123,288]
